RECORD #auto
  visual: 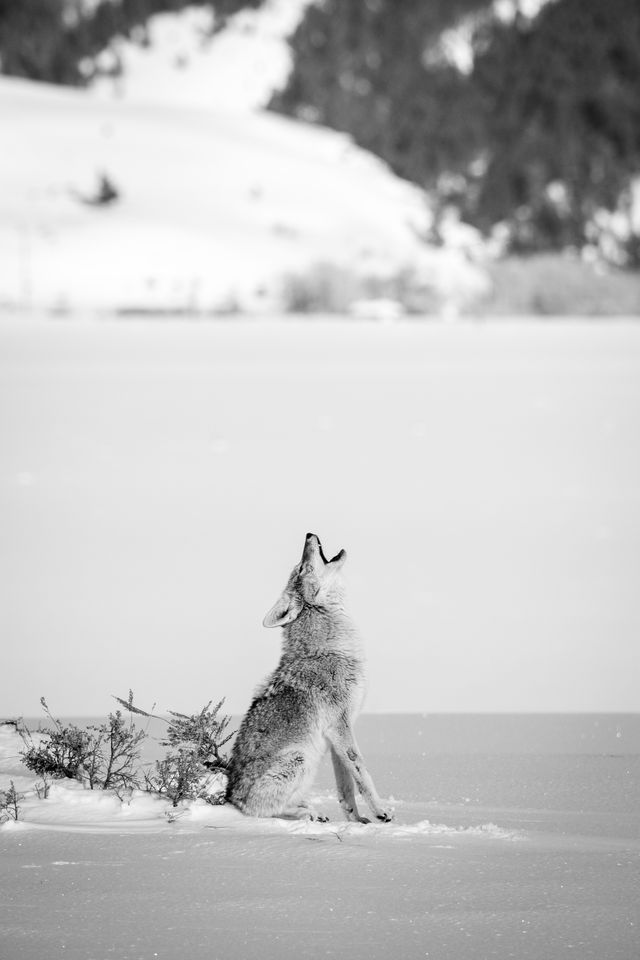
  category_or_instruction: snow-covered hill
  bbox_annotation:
[0,1,488,316]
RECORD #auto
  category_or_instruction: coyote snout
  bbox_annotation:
[226,533,393,823]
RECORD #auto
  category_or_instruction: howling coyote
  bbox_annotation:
[226,533,393,823]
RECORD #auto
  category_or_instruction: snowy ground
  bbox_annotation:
[0,73,432,313]
[1,717,639,960]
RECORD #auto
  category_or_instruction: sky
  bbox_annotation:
[1,318,639,718]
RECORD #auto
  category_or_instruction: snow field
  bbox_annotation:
[2,719,639,960]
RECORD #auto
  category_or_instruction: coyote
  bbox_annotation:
[226,533,393,823]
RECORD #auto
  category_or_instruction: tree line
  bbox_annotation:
[271,0,640,264]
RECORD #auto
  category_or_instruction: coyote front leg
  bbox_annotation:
[330,747,369,823]
[328,724,393,823]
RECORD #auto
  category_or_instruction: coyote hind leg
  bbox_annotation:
[230,751,320,819]
[279,799,329,822]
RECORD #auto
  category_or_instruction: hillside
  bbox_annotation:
[0,2,488,316]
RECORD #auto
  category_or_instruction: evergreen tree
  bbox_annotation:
[473,0,640,255]
[272,0,640,262]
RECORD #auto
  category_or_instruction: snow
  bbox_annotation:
[2,720,639,960]
[0,1,488,316]
[494,0,557,23]
[4,779,522,841]
[90,1,313,113]
[0,73,469,314]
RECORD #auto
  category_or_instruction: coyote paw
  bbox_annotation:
[376,810,394,823]
[343,808,370,824]
[313,815,330,823]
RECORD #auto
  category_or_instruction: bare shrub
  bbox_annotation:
[114,695,233,807]
[161,700,233,769]
[147,750,208,807]
[16,694,233,810]
[0,781,23,822]
[280,261,446,316]
[281,261,360,314]
[20,697,146,794]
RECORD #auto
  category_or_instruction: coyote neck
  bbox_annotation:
[283,604,362,659]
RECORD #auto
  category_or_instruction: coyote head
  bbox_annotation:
[263,533,347,628]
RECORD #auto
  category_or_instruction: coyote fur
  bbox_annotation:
[226,533,393,823]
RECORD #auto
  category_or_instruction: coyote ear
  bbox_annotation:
[262,593,303,629]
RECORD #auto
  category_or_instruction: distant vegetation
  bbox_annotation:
[1,0,639,273]
[272,0,640,268]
